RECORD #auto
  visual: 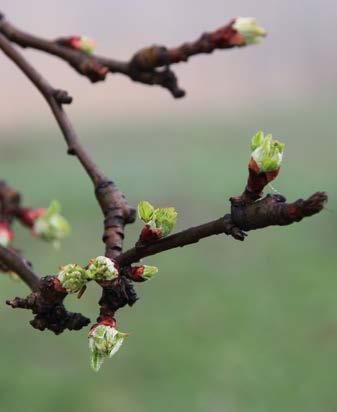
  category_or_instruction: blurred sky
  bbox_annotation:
[1,0,337,128]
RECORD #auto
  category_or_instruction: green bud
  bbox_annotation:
[233,17,267,45]
[153,207,177,236]
[142,265,159,280]
[138,201,155,223]
[79,36,96,55]
[57,263,88,293]
[34,200,70,247]
[88,324,127,372]
[251,131,285,173]
[138,201,177,237]
[87,256,119,281]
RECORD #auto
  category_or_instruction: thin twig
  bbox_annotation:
[0,13,261,97]
[117,192,327,266]
[0,32,134,259]
[0,245,39,290]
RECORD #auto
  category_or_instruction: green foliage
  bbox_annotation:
[138,201,177,236]
[89,325,127,372]
[34,200,70,247]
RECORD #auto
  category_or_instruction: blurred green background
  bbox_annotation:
[1,101,336,412]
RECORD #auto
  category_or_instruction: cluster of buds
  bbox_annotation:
[138,201,177,243]
[130,265,158,282]
[231,17,267,46]
[58,36,97,55]
[88,318,127,372]
[57,264,88,294]
[56,256,119,294]
[0,221,14,247]
[87,256,119,281]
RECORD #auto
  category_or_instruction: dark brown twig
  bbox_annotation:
[0,13,260,97]
[116,192,327,266]
[0,245,39,290]
[0,32,135,259]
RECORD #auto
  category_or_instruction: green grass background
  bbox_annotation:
[1,101,336,412]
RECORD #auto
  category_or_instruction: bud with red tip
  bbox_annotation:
[131,265,158,282]
[0,221,14,247]
[239,131,285,202]
[17,207,46,228]
[138,201,177,243]
[58,35,97,55]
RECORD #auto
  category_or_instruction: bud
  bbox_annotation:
[250,131,285,174]
[57,263,88,293]
[88,322,127,372]
[0,222,14,247]
[233,17,267,45]
[138,201,177,241]
[68,36,97,55]
[87,256,119,281]
[131,265,158,281]
[33,200,70,247]
[139,225,162,243]
[18,208,46,228]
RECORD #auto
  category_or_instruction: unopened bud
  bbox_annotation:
[87,256,119,281]
[131,265,158,281]
[68,36,97,55]
[233,17,267,45]
[0,222,14,247]
[57,263,88,293]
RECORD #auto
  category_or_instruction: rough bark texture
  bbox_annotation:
[7,276,90,334]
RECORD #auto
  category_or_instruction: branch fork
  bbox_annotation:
[0,11,328,371]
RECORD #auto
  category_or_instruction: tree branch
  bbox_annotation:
[0,32,135,259]
[117,192,327,266]
[0,13,263,97]
[0,245,39,290]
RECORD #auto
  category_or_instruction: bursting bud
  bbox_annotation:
[88,320,127,372]
[233,17,267,45]
[87,256,119,281]
[250,131,285,174]
[33,200,70,247]
[138,201,177,242]
[0,222,14,247]
[57,263,88,293]
[68,36,97,55]
[131,265,158,281]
